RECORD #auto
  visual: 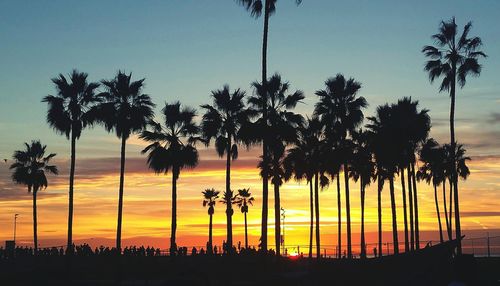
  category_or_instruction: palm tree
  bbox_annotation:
[201,85,249,251]
[417,138,445,243]
[95,71,155,251]
[10,141,58,254]
[237,0,301,251]
[42,70,100,253]
[423,17,486,253]
[249,74,304,256]
[140,102,199,255]
[283,117,323,258]
[391,97,431,251]
[314,74,367,259]
[367,104,400,255]
[220,190,239,254]
[350,129,375,259]
[236,188,255,249]
[202,188,220,253]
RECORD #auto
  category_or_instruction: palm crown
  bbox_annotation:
[140,102,200,179]
[10,141,58,192]
[237,0,301,18]
[43,70,101,139]
[202,188,220,215]
[236,188,254,213]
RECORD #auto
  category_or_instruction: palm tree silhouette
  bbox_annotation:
[391,97,431,251]
[10,141,58,255]
[220,190,239,254]
[140,102,199,255]
[201,85,249,251]
[237,0,301,252]
[283,117,323,259]
[417,138,445,243]
[202,188,220,253]
[368,104,400,255]
[314,74,367,259]
[423,17,486,253]
[95,71,155,251]
[250,74,304,256]
[236,188,255,249]
[42,70,100,253]
[350,129,375,259]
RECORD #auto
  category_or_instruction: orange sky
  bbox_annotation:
[1,136,499,256]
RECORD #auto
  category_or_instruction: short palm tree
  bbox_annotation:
[417,138,445,243]
[237,0,301,252]
[202,188,220,253]
[236,188,255,249]
[314,74,367,259]
[42,70,100,252]
[95,71,155,251]
[201,85,249,250]
[140,102,199,255]
[350,129,375,259]
[10,141,58,254]
[220,190,239,254]
[423,17,486,253]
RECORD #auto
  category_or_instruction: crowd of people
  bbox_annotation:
[0,241,281,259]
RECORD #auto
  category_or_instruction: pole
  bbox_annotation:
[281,207,285,256]
[14,214,19,242]
[487,233,491,258]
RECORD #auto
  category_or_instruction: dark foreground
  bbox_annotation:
[1,255,499,286]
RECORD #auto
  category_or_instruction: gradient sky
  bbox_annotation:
[1,0,499,254]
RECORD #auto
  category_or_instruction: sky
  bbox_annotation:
[0,0,499,255]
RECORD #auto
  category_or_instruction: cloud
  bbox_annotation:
[487,112,500,124]
[460,212,500,218]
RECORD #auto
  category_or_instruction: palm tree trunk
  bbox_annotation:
[443,181,451,240]
[209,213,213,253]
[360,180,366,259]
[389,177,399,255]
[226,138,233,252]
[67,133,76,254]
[411,163,420,250]
[450,60,462,254]
[259,0,270,253]
[314,173,320,259]
[244,211,248,249]
[407,166,414,251]
[377,175,382,257]
[337,173,341,258]
[171,171,178,255]
[116,135,126,252]
[33,189,38,255]
[434,183,444,243]
[274,182,280,256]
[309,180,313,259]
[448,179,453,239]
[400,168,409,252]
[344,163,352,259]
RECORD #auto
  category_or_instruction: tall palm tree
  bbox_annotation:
[350,129,375,259]
[10,141,58,254]
[220,190,239,254]
[42,70,100,253]
[423,17,486,253]
[202,188,220,253]
[236,188,255,249]
[201,85,248,251]
[417,138,445,243]
[368,104,400,255]
[314,74,367,259]
[237,0,301,251]
[250,74,304,256]
[95,71,155,251]
[140,102,199,255]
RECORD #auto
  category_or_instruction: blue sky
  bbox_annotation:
[0,0,499,157]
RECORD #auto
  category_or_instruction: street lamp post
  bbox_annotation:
[14,214,19,243]
[281,207,285,256]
